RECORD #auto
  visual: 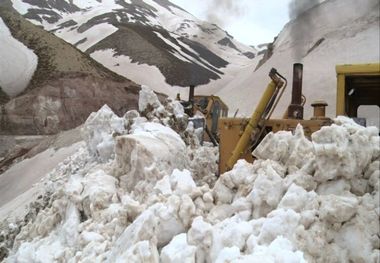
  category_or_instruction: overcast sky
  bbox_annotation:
[170,0,292,46]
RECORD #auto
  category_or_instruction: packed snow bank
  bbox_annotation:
[2,87,379,262]
[0,18,37,97]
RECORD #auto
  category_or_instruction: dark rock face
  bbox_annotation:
[23,0,80,12]
[306,38,325,55]
[50,19,77,32]
[255,41,275,71]
[24,8,62,23]
[217,37,240,52]
[21,0,79,24]
[243,51,255,59]
[0,73,140,135]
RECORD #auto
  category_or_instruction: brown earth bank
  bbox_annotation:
[0,2,146,135]
[0,72,140,135]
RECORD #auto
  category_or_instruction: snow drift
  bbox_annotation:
[1,87,379,262]
[0,17,37,96]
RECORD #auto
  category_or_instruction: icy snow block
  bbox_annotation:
[312,117,379,182]
[170,169,196,195]
[253,125,314,170]
[160,233,196,263]
[115,240,159,263]
[114,122,188,190]
[319,195,358,223]
[108,209,158,260]
[81,104,125,162]
[171,100,185,118]
[139,85,162,112]
[81,170,118,215]
[253,131,293,163]
[239,236,306,262]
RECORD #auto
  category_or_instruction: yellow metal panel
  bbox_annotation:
[335,63,380,116]
[218,118,253,174]
[336,74,346,116]
[336,63,380,75]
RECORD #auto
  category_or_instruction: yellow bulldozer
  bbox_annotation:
[181,63,380,174]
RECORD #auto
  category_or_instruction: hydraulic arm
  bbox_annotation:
[225,68,287,171]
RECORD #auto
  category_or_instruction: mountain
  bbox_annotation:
[213,0,379,123]
[9,0,257,95]
[0,1,141,135]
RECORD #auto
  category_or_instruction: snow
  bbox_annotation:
[90,49,177,96]
[81,104,125,162]
[160,233,196,263]
[0,18,37,97]
[1,86,379,262]
[57,22,118,51]
[9,0,34,15]
[0,142,83,220]
[139,85,164,112]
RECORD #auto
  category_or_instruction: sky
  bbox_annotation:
[170,0,292,46]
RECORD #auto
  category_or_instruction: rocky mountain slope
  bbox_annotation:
[0,1,141,135]
[10,0,257,95]
[213,0,379,122]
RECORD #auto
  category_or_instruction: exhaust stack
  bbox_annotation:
[288,63,304,119]
[189,85,195,102]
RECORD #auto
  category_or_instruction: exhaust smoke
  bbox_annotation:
[288,0,322,20]
[205,0,246,27]
[288,0,322,61]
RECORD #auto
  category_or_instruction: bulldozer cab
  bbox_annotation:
[179,86,228,145]
[193,95,228,137]
[336,63,380,127]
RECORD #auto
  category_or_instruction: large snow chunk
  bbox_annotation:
[160,234,196,263]
[114,122,189,190]
[209,216,253,261]
[334,224,373,263]
[234,236,306,263]
[170,169,197,195]
[81,170,118,216]
[81,105,125,162]
[139,85,163,112]
[0,18,38,96]
[187,217,213,263]
[115,240,159,263]
[253,125,315,172]
[278,183,318,213]
[247,160,286,218]
[108,209,158,260]
[319,195,358,223]
[257,208,301,245]
[312,117,378,182]
[253,131,293,163]
[213,160,256,205]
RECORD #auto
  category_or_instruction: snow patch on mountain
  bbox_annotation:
[0,17,37,97]
[90,49,175,95]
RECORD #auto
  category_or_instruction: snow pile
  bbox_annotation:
[2,87,379,262]
[81,104,125,162]
[0,17,38,97]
